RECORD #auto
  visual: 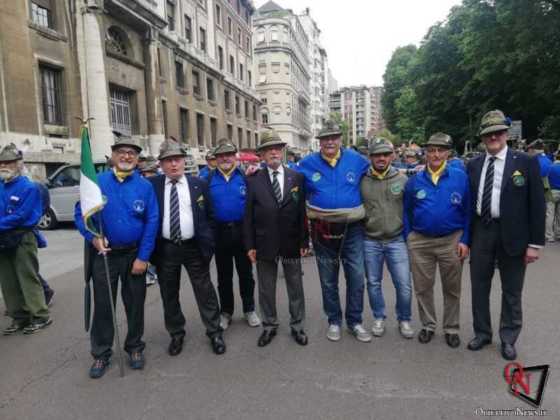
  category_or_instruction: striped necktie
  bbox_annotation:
[481,156,496,225]
[170,179,181,243]
[272,171,282,203]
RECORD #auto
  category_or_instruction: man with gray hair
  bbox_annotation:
[0,143,51,335]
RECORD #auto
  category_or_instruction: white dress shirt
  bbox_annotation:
[162,175,194,240]
[477,145,508,218]
[267,164,285,199]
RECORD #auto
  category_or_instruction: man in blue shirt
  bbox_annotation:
[546,151,560,242]
[0,143,51,335]
[404,132,470,349]
[198,151,217,179]
[208,139,260,330]
[297,120,372,343]
[75,135,159,378]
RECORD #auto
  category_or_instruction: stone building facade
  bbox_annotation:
[252,1,311,150]
[0,0,260,178]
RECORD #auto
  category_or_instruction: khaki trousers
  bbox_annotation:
[407,230,463,334]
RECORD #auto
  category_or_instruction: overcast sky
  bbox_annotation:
[253,0,462,87]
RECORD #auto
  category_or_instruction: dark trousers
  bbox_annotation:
[215,223,255,315]
[91,249,146,360]
[156,239,222,339]
[256,257,305,331]
[470,219,526,345]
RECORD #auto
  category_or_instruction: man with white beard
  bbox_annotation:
[0,143,51,335]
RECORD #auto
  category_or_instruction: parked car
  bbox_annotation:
[38,161,108,230]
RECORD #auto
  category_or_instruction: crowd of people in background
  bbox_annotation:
[0,108,551,380]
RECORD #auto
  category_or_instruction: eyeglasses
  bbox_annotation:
[426,147,448,154]
[115,149,139,157]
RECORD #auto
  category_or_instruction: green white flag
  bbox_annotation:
[79,125,104,236]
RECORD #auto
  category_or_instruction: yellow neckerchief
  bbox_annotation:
[113,167,134,183]
[321,149,341,167]
[370,166,390,180]
[427,161,447,185]
[218,165,236,182]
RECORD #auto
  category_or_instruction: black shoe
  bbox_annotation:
[501,343,517,361]
[168,336,184,356]
[129,352,145,370]
[291,329,308,346]
[257,329,277,347]
[418,329,434,344]
[45,290,55,307]
[89,358,110,379]
[211,335,226,355]
[445,333,461,348]
[467,336,492,351]
[23,318,52,334]
[3,320,29,335]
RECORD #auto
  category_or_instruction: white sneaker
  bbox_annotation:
[371,319,385,337]
[244,311,261,327]
[349,324,372,343]
[220,313,232,330]
[399,321,415,339]
[326,324,341,342]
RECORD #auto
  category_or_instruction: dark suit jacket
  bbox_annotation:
[149,174,215,264]
[243,166,308,261]
[467,149,545,256]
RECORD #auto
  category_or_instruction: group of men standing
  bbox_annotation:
[0,107,546,380]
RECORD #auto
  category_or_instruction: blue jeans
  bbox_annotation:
[364,235,412,321]
[313,223,365,327]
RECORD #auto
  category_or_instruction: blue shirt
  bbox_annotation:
[74,170,159,262]
[199,166,211,180]
[0,176,42,231]
[447,158,466,172]
[208,168,246,223]
[297,148,369,211]
[537,153,552,177]
[403,166,471,245]
[548,162,560,190]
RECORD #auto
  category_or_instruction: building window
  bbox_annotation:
[239,63,244,81]
[229,55,235,75]
[246,36,251,51]
[255,133,259,147]
[238,127,243,148]
[175,61,185,89]
[224,89,231,111]
[192,70,201,96]
[244,100,249,118]
[179,108,189,143]
[227,17,232,36]
[196,113,204,146]
[237,28,242,45]
[167,1,175,32]
[157,48,164,77]
[227,124,233,141]
[106,27,130,57]
[262,112,269,125]
[206,77,215,101]
[257,31,265,44]
[215,5,221,27]
[248,70,252,86]
[185,15,192,42]
[218,46,224,70]
[31,1,53,29]
[235,96,240,115]
[40,65,64,125]
[199,27,206,52]
[210,117,218,147]
[161,100,168,138]
[247,130,251,147]
[110,87,134,136]
[253,104,257,121]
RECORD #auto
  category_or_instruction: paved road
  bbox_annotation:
[0,229,559,420]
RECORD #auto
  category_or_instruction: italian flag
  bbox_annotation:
[79,125,105,236]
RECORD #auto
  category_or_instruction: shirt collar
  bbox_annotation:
[267,165,284,176]
[166,175,186,185]
[486,145,508,161]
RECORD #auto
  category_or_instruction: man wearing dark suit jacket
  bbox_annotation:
[149,139,225,356]
[467,110,545,360]
[244,130,309,347]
